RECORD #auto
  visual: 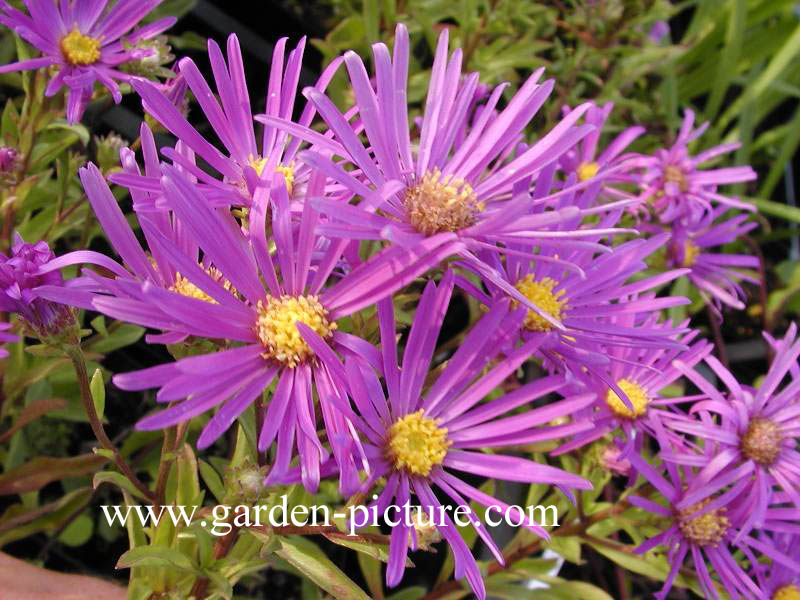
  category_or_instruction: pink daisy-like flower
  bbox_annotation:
[559,101,645,189]
[35,132,208,345]
[261,24,634,313]
[457,231,690,378]
[61,164,461,494]
[0,0,175,123]
[634,109,756,225]
[552,313,712,458]
[126,33,342,206]
[754,533,800,598]
[662,208,759,311]
[627,424,800,600]
[276,273,593,599]
[0,233,74,337]
[662,322,800,540]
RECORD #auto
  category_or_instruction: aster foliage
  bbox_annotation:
[1,3,800,600]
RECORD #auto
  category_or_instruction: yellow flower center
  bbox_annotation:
[514,275,567,332]
[387,410,451,477]
[247,156,295,194]
[171,273,217,303]
[60,28,101,66]
[740,418,783,466]
[255,295,336,367]
[681,240,701,267]
[664,165,688,192]
[774,585,800,600]
[677,498,729,547]
[170,267,236,303]
[578,162,600,181]
[605,379,649,419]
[404,169,484,236]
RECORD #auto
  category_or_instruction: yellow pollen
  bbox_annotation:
[170,267,236,303]
[664,165,688,192]
[275,163,296,195]
[388,410,450,477]
[682,240,701,267]
[605,379,649,419]
[60,28,101,66]
[514,275,566,332]
[255,294,336,367]
[774,585,800,600]
[404,169,484,236]
[578,162,600,181]
[248,156,295,194]
[171,273,217,303]
[677,498,729,547]
[741,418,783,466]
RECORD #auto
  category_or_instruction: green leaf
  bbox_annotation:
[386,588,427,600]
[552,581,614,600]
[58,512,93,547]
[276,536,371,600]
[718,21,800,130]
[0,488,92,547]
[748,196,800,222]
[198,460,225,503]
[357,549,384,600]
[323,532,410,566]
[84,324,145,353]
[364,0,380,43]
[0,454,108,495]
[546,535,582,565]
[44,120,90,146]
[116,545,197,572]
[704,0,745,121]
[90,368,105,422]
[93,471,151,502]
[758,102,800,197]
[175,443,202,507]
[585,541,706,596]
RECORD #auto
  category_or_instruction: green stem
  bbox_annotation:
[67,345,155,502]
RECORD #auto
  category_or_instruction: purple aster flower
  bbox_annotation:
[558,101,645,188]
[0,233,75,339]
[34,133,206,345]
[276,273,593,599]
[0,0,175,123]
[648,20,671,44]
[73,165,462,494]
[663,208,759,311]
[0,322,17,359]
[259,25,631,307]
[126,34,342,206]
[755,533,800,599]
[662,323,800,541]
[634,109,756,225]
[552,314,712,458]
[457,232,690,376]
[0,146,19,173]
[627,424,800,600]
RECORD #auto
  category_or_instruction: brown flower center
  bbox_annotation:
[663,165,688,192]
[404,169,484,235]
[677,498,729,547]
[740,418,783,466]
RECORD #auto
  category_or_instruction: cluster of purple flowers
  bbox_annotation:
[0,0,175,123]
[1,15,796,599]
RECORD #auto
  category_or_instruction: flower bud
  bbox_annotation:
[0,235,79,346]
